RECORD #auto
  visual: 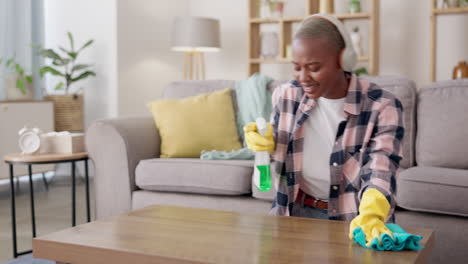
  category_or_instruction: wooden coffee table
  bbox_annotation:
[33,205,433,264]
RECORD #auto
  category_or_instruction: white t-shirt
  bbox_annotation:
[301,96,346,200]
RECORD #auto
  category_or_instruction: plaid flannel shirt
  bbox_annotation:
[269,73,404,222]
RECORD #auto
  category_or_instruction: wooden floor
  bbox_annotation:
[0,172,94,262]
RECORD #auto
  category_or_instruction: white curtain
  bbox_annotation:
[0,0,44,99]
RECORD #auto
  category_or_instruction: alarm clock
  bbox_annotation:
[18,127,42,154]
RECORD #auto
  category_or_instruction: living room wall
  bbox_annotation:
[117,0,190,116]
[45,1,468,118]
[378,0,468,86]
[116,0,247,116]
[189,0,249,80]
[115,0,467,116]
[44,0,118,125]
[189,0,468,85]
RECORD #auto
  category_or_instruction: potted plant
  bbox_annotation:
[35,32,96,132]
[0,56,34,100]
[349,0,362,13]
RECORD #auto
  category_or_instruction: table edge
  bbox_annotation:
[4,152,88,164]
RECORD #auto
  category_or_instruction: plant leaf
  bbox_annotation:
[71,64,91,72]
[59,46,77,59]
[67,32,75,51]
[71,71,95,82]
[79,39,94,52]
[16,78,27,95]
[68,52,77,59]
[59,46,69,53]
[52,58,71,66]
[40,49,62,61]
[40,66,64,77]
[55,82,65,91]
[25,75,33,83]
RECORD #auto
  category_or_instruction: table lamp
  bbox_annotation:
[172,17,220,80]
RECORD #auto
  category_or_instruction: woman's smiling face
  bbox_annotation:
[292,37,345,99]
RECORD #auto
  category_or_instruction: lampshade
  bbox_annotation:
[172,17,220,52]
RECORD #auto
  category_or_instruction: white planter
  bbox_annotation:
[4,73,34,100]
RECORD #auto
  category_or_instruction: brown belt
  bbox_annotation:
[295,189,328,210]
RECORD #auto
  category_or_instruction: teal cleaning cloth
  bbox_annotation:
[200,148,254,160]
[201,73,273,160]
[352,223,424,251]
[234,72,274,141]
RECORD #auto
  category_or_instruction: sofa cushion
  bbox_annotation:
[147,88,242,158]
[361,75,417,169]
[397,166,468,217]
[416,79,468,169]
[135,158,254,195]
[132,190,271,214]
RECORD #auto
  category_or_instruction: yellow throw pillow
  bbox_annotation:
[147,88,242,158]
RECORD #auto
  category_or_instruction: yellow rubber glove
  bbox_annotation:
[243,122,275,153]
[349,188,393,247]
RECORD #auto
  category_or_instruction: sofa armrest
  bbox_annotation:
[86,116,160,219]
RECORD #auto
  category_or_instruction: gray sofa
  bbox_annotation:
[86,77,468,263]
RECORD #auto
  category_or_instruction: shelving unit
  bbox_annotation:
[247,0,380,76]
[430,1,468,81]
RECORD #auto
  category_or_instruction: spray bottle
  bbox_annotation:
[253,117,272,192]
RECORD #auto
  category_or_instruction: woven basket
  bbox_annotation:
[45,94,84,132]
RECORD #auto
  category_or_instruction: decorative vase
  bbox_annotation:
[4,73,34,100]
[260,32,279,59]
[452,61,468,79]
[44,94,84,132]
[349,0,362,13]
[319,0,334,14]
[350,27,363,57]
[259,2,271,18]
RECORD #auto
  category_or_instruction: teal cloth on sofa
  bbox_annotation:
[352,223,424,251]
[200,148,254,160]
[201,73,273,160]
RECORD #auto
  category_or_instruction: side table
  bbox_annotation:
[3,152,90,258]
